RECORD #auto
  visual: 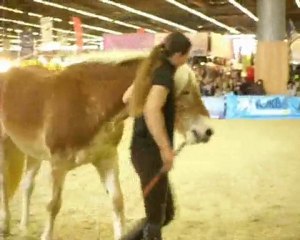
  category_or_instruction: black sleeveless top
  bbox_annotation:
[131,59,176,148]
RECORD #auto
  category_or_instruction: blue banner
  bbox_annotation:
[225,94,300,119]
[202,96,225,119]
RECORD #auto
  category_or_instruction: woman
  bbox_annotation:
[122,32,191,240]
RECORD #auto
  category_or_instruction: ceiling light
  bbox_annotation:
[53,18,62,22]
[81,24,122,35]
[34,0,156,33]
[0,6,62,23]
[296,0,300,8]
[166,0,240,34]
[28,12,62,22]
[100,0,197,33]
[68,21,122,35]
[228,0,259,22]
[0,30,19,38]
[0,6,23,14]
[9,39,21,44]
[0,17,102,40]
[1,2,130,35]
[113,20,156,33]
[28,12,43,18]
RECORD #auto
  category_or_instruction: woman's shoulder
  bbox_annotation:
[154,60,175,76]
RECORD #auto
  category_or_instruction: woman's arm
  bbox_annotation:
[144,85,171,150]
[144,85,174,171]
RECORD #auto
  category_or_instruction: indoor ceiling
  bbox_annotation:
[0,0,299,45]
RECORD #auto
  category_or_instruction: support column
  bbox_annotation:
[255,0,288,94]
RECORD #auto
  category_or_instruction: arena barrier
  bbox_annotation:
[202,96,226,119]
[202,93,300,119]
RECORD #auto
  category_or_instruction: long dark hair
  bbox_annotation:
[129,32,191,117]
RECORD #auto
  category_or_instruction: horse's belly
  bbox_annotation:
[2,118,124,166]
[75,121,124,165]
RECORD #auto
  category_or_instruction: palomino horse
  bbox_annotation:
[0,51,212,240]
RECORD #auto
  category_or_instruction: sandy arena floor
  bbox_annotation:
[6,119,300,240]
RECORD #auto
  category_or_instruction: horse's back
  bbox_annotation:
[45,61,137,153]
[1,61,138,155]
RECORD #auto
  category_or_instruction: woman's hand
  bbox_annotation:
[122,84,133,104]
[160,147,175,172]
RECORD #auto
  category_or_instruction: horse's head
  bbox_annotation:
[174,64,213,144]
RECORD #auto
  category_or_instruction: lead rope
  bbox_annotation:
[143,141,186,198]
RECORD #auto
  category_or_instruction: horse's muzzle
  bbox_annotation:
[205,128,214,137]
[192,128,214,143]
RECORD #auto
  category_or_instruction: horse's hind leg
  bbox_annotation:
[20,156,41,232]
[0,136,26,236]
[41,160,67,240]
[93,150,124,240]
[0,142,10,236]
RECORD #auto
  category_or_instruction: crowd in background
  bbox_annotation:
[288,64,300,96]
[189,56,300,97]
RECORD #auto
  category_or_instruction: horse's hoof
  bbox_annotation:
[0,229,10,238]
[0,223,10,238]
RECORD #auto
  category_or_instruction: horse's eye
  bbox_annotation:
[182,90,190,95]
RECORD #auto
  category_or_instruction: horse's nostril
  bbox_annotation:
[192,129,201,141]
[205,128,213,137]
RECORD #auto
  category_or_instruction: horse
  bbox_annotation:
[0,51,213,240]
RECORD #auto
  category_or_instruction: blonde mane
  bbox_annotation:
[64,50,195,96]
[64,50,150,67]
[174,64,198,97]
[65,51,197,100]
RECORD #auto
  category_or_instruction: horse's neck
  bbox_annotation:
[94,60,141,122]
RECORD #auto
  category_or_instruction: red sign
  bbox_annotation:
[72,17,83,51]
[137,28,145,34]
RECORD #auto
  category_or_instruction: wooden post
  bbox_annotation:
[255,0,288,94]
[255,41,288,94]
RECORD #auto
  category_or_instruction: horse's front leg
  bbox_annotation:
[93,150,125,240]
[41,161,67,240]
[20,156,41,232]
[0,143,10,236]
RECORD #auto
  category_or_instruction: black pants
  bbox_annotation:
[125,141,175,239]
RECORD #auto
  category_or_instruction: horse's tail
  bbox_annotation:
[0,73,5,106]
[4,137,25,199]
